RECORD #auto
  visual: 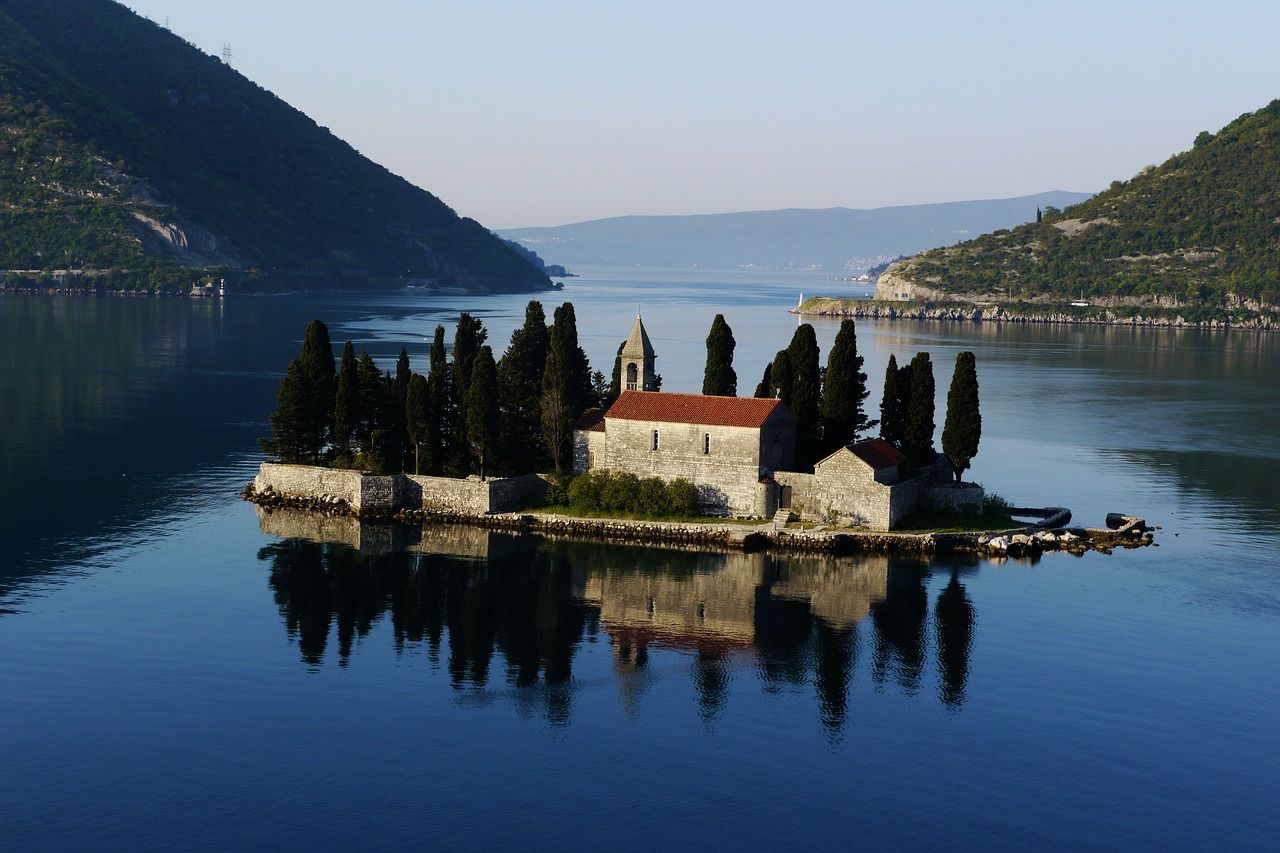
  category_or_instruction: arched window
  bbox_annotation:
[626,363,638,390]
[652,429,659,451]
[703,433,710,455]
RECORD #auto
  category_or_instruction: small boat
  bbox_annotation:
[1070,290,1089,307]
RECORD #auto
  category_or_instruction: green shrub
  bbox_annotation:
[567,470,607,512]
[666,478,699,516]
[636,477,669,516]
[602,472,641,513]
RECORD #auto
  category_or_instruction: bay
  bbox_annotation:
[1,267,1278,851]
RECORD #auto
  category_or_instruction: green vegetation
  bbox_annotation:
[887,100,1280,307]
[818,319,874,456]
[263,302,613,478]
[702,314,738,396]
[564,470,700,518]
[0,0,547,291]
[942,352,981,483]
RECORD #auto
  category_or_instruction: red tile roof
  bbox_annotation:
[847,438,906,470]
[604,391,786,429]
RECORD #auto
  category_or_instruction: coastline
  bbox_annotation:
[243,481,1155,561]
[793,297,1279,331]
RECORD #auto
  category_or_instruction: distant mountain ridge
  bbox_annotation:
[500,192,1092,273]
[879,101,1280,308]
[0,0,548,292]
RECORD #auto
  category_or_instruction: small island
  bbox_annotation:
[244,307,1154,559]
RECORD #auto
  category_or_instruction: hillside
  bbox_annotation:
[879,102,1280,309]
[500,192,1091,273]
[0,0,548,292]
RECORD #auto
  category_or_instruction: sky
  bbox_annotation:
[120,0,1280,230]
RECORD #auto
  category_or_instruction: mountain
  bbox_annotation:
[0,0,548,292]
[499,192,1092,273]
[878,101,1280,308]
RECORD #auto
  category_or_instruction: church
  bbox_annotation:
[572,316,981,528]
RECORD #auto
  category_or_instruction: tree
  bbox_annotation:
[607,341,624,403]
[405,373,430,474]
[903,351,936,466]
[332,341,359,459]
[465,346,500,478]
[356,349,386,461]
[702,314,737,396]
[770,349,792,403]
[299,319,336,448]
[541,325,574,472]
[261,359,321,463]
[590,370,610,406]
[941,351,981,483]
[496,301,549,473]
[428,325,457,475]
[879,354,903,446]
[753,361,773,399]
[452,312,487,405]
[820,319,874,454]
[787,324,822,467]
[551,302,592,415]
[388,347,412,472]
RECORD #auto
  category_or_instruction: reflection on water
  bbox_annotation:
[257,510,977,729]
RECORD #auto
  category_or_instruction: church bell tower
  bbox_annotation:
[621,314,657,392]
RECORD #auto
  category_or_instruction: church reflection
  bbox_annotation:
[257,507,979,727]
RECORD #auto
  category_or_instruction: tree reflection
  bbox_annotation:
[258,527,981,726]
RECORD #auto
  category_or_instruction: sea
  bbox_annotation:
[2,266,1278,851]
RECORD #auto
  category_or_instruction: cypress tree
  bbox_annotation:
[405,373,430,475]
[879,354,902,446]
[941,351,981,483]
[388,348,412,472]
[770,349,793,404]
[262,359,322,463]
[424,322,450,473]
[702,314,737,396]
[820,319,874,454]
[541,325,574,472]
[903,351,936,466]
[333,341,359,459]
[356,349,385,460]
[299,319,336,448]
[466,346,500,478]
[496,301,550,473]
[452,312,487,404]
[753,361,773,399]
[787,324,822,467]
[552,303,592,415]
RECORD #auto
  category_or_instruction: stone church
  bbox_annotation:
[572,316,981,528]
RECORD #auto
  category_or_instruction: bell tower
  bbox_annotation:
[621,314,657,392]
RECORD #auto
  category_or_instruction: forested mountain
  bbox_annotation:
[880,101,1280,307]
[500,192,1091,273]
[0,0,548,291]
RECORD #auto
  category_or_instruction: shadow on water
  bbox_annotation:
[256,510,982,730]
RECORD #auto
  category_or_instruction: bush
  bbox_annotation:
[541,472,572,507]
[601,472,641,513]
[666,478,699,516]
[567,470,607,512]
[636,477,669,516]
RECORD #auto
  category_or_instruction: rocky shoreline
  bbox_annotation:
[243,483,1155,560]
[793,299,1278,331]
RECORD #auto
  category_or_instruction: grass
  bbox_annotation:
[535,505,763,526]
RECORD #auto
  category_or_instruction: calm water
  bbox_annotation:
[2,268,1278,850]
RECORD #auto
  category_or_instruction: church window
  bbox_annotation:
[652,430,659,451]
[626,363,638,391]
[703,433,710,455]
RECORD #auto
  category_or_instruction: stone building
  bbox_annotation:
[572,316,981,528]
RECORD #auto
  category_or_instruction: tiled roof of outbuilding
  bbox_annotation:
[604,391,786,429]
[574,407,607,432]
[846,438,906,470]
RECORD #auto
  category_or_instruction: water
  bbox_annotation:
[2,268,1278,850]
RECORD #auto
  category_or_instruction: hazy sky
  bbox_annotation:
[121,1,1280,229]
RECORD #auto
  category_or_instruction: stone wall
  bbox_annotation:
[254,464,546,516]
[923,483,985,512]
